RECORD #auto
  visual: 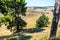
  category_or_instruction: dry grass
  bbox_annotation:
[0,8,60,40]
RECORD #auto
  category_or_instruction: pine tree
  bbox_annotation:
[0,0,7,14]
[6,0,27,32]
[0,0,27,32]
[0,0,8,27]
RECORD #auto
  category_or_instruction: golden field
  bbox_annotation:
[0,8,60,40]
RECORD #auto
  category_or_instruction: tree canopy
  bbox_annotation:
[0,0,27,32]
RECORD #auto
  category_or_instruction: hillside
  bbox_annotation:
[0,8,53,36]
[0,7,60,40]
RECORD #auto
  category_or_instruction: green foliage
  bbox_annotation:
[7,17,27,29]
[59,24,60,27]
[16,17,27,27]
[0,0,7,15]
[36,14,50,27]
[5,0,27,16]
[6,0,27,30]
[7,38,17,40]
[0,13,14,27]
[51,9,54,13]
[0,0,27,32]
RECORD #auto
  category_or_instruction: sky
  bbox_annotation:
[25,0,55,7]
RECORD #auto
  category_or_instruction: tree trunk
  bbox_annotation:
[10,27,12,32]
[16,17,20,32]
[16,24,20,32]
[49,0,60,39]
[49,15,59,39]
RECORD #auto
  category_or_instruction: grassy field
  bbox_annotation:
[0,8,60,40]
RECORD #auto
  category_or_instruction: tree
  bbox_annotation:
[36,14,50,27]
[0,0,27,32]
[0,0,8,26]
[0,0,7,14]
[49,0,60,39]
[6,0,27,32]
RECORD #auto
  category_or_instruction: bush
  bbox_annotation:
[51,9,54,13]
[59,24,60,27]
[36,14,50,27]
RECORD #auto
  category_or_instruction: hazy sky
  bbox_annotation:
[25,0,55,7]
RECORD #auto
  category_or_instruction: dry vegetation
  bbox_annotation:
[0,8,60,40]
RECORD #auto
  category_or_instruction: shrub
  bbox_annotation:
[59,24,60,27]
[51,9,54,13]
[36,14,50,27]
